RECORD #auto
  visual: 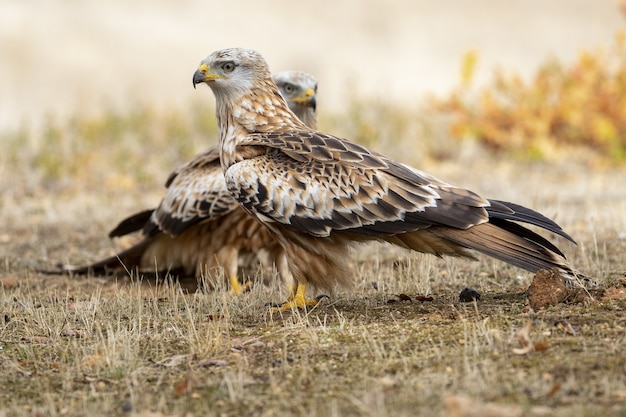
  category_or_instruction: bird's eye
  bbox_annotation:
[222,62,236,73]
[283,84,294,93]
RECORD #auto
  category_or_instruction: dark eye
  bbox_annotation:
[283,83,294,94]
[222,62,236,73]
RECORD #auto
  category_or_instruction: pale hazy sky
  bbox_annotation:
[1,0,624,131]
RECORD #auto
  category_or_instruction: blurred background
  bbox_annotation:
[1,0,624,132]
[1,0,625,236]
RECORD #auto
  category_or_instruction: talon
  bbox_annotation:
[270,284,320,312]
[315,294,330,302]
[229,275,252,294]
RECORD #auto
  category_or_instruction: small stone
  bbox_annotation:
[459,287,481,302]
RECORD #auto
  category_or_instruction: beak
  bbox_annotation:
[290,87,317,110]
[193,70,206,89]
[193,63,226,89]
[307,95,317,111]
[192,63,208,89]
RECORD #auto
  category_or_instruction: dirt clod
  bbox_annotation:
[527,268,592,309]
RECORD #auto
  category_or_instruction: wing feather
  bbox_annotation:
[147,146,240,237]
[226,131,491,238]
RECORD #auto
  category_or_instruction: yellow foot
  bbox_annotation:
[229,275,252,295]
[269,284,328,312]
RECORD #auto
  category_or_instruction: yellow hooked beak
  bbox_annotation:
[289,87,317,110]
[192,63,226,88]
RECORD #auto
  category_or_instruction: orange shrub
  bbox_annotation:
[431,32,626,162]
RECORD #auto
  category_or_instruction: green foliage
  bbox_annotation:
[2,102,217,193]
[431,32,626,162]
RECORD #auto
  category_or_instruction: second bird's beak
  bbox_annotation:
[291,87,317,110]
[306,95,317,111]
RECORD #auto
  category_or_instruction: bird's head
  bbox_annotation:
[193,48,310,132]
[273,71,317,111]
[273,71,318,129]
[192,48,272,100]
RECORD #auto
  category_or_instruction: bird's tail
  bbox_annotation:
[390,199,579,278]
[38,238,154,276]
[431,221,574,276]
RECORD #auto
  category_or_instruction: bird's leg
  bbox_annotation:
[219,250,252,295]
[229,275,244,295]
[270,283,321,312]
[228,275,253,295]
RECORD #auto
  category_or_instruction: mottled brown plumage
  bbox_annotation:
[192,48,578,298]
[60,71,317,287]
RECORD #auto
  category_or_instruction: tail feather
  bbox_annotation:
[431,222,574,276]
[39,239,153,276]
[488,217,565,257]
[487,200,575,243]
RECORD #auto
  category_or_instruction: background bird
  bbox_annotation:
[191,48,581,309]
[58,71,318,293]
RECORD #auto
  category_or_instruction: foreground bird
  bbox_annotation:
[192,48,579,310]
[60,71,318,292]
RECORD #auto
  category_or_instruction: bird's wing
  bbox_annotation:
[147,145,240,237]
[226,131,491,238]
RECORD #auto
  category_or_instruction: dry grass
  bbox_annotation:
[1,100,626,417]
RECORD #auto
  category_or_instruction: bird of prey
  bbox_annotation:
[61,71,318,293]
[191,48,580,310]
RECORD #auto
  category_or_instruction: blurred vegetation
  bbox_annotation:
[322,98,444,167]
[4,33,626,198]
[1,98,442,196]
[430,31,626,163]
[0,101,218,196]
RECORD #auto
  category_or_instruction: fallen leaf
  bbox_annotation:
[158,354,189,368]
[197,359,227,368]
[546,383,561,397]
[61,328,83,338]
[512,321,534,355]
[22,336,51,344]
[0,275,19,289]
[555,320,577,335]
[442,394,523,417]
[173,371,197,397]
[81,354,108,370]
[247,341,266,349]
[65,301,94,311]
